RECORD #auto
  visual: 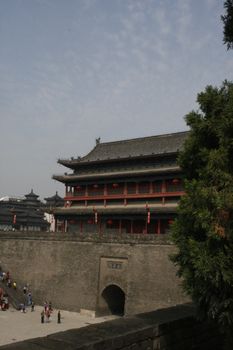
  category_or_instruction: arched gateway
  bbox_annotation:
[101,284,125,316]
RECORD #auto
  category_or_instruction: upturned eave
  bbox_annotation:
[52,166,181,184]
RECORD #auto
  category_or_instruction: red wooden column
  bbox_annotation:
[85,185,88,207]
[85,185,88,196]
[145,219,148,234]
[149,181,153,194]
[130,220,133,234]
[80,220,83,234]
[104,184,107,207]
[64,219,68,233]
[157,219,161,235]
[136,182,139,194]
[162,180,166,192]
[119,219,122,234]
[162,180,166,204]
[124,182,127,206]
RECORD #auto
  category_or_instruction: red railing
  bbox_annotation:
[64,191,185,202]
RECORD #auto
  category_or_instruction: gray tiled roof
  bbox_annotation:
[57,131,189,169]
[24,189,39,199]
[79,131,188,163]
[44,191,63,201]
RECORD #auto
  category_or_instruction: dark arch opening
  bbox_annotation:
[101,284,125,316]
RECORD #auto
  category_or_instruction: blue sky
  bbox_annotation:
[0,0,232,200]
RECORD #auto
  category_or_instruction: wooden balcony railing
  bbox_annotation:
[64,190,185,202]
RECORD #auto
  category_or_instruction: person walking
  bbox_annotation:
[7,279,11,288]
[57,310,61,324]
[41,310,44,323]
[27,292,32,306]
[45,309,50,323]
[49,301,52,312]
[31,301,35,312]
[44,301,48,312]
[22,304,26,313]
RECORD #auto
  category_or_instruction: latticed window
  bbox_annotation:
[160,220,170,234]
[127,182,136,194]
[132,220,145,234]
[88,184,104,196]
[138,182,150,194]
[106,183,124,195]
[105,219,119,229]
[74,185,86,197]
[152,181,162,193]
[166,179,183,192]
[121,219,131,233]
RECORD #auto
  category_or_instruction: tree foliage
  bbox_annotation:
[222,0,233,49]
[171,81,233,336]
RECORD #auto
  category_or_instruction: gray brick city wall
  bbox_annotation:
[0,304,223,350]
[0,231,189,315]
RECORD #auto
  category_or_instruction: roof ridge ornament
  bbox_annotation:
[95,137,101,145]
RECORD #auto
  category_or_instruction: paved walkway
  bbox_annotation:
[0,306,115,346]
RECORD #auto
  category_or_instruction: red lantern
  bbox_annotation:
[168,219,174,225]
[112,183,119,188]
[13,214,17,225]
[107,219,113,225]
[93,184,99,189]
[172,178,179,185]
[87,219,93,224]
[145,204,150,224]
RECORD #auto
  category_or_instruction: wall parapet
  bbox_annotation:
[0,304,223,350]
[0,230,172,245]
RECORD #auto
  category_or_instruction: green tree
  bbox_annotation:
[171,81,233,346]
[222,0,233,49]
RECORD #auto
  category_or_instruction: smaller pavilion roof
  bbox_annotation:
[44,191,63,201]
[24,189,39,199]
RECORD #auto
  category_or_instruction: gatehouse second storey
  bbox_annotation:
[52,131,188,234]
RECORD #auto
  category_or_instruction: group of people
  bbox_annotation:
[0,270,16,289]
[22,285,34,310]
[0,269,34,312]
[40,301,61,324]
[0,289,9,311]
[0,270,12,310]
[0,267,61,323]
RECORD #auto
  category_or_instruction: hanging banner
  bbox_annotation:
[93,207,98,224]
[147,210,150,224]
[146,203,150,224]
[95,211,98,224]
